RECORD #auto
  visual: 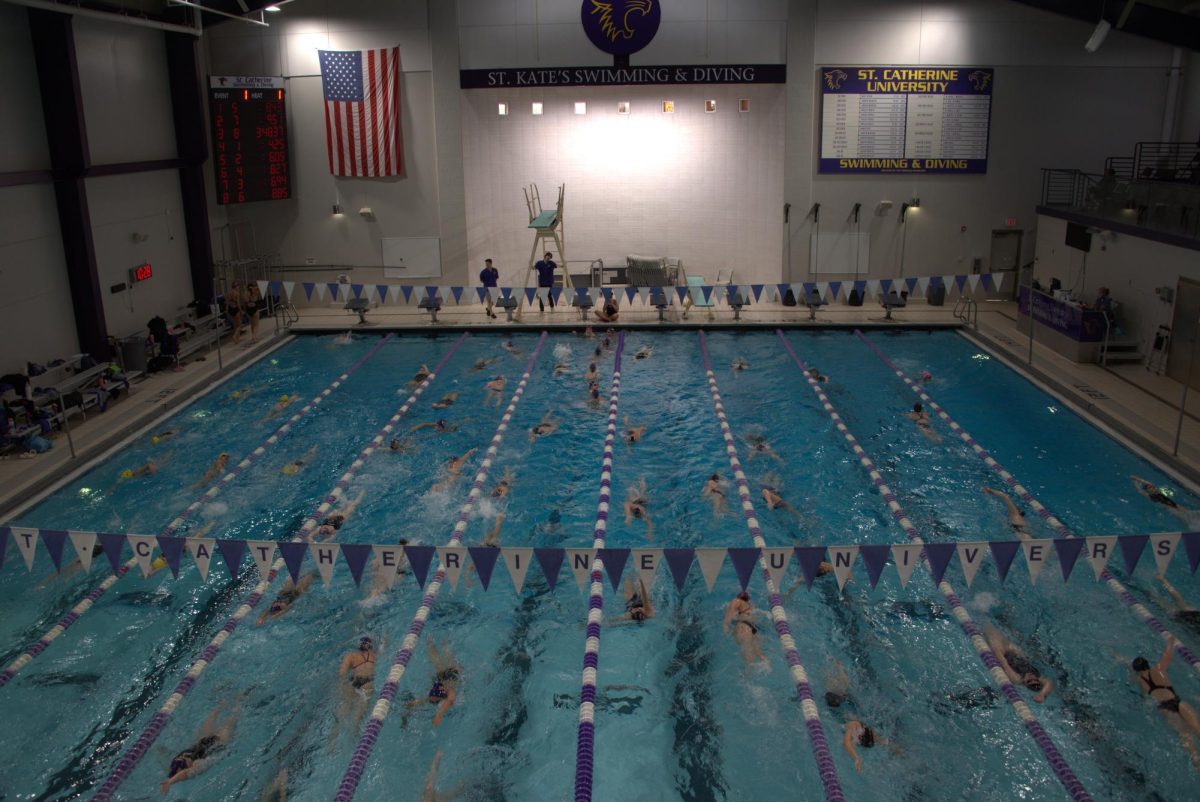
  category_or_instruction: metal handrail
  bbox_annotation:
[953,295,978,329]
[1098,313,1112,366]
[275,301,299,328]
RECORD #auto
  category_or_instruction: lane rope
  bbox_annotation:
[332,331,549,802]
[698,331,845,802]
[0,334,395,688]
[89,333,469,801]
[778,330,1093,802]
[855,329,1200,675]
[572,331,625,802]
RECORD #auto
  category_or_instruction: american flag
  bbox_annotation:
[318,47,403,177]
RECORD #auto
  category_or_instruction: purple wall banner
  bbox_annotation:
[819,66,993,174]
[1017,286,1106,342]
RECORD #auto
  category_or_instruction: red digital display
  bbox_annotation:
[209,82,291,205]
[132,263,152,282]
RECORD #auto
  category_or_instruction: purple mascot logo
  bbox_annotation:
[581,1,661,57]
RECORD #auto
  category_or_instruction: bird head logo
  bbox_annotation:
[968,70,992,91]
[824,69,848,90]
[582,1,661,56]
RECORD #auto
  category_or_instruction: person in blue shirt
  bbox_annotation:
[535,252,557,312]
[479,258,499,318]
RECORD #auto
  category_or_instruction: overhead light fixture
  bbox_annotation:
[617,101,630,114]
[265,4,282,11]
[910,197,920,209]
[532,102,543,115]
[497,102,509,116]
[662,100,674,113]
[574,102,587,115]
[332,203,344,216]
[1084,19,1111,52]
[875,200,893,216]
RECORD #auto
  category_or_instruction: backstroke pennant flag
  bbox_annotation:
[1021,540,1049,584]
[1053,538,1085,582]
[318,47,403,177]
[186,537,216,581]
[795,546,829,590]
[1150,533,1181,575]
[564,549,594,591]
[156,536,186,578]
[39,530,69,572]
[988,540,1020,583]
[631,549,660,591]
[216,539,247,582]
[858,544,890,589]
[828,545,859,591]
[956,542,988,587]
[663,548,694,590]
[437,547,467,590]
[373,545,406,588]
[891,544,922,587]
[12,527,39,571]
[1182,532,1200,574]
[312,543,341,586]
[695,548,725,592]
[98,532,129,574]
[246,541,277,581]
[278,541,309,584]
[727,548,760,591]
[762,548,792,590]
[923,543,956,585]
[1085,536,1118,580]
[127,535,159,578]
[502,547,534,593]
[405,545,436,588]
[534,547,564,591]
[341,543,374,587]
[0,526,10,570]
[1119,534,1149,575]
[468,546,501,591]
[69,530,98,573]
[597,548,630,591]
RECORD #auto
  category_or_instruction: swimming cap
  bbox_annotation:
[151,436,160,444]
[121,469,133,479]
[279,394,290,402]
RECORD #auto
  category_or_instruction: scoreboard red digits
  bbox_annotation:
[209,76,291,205]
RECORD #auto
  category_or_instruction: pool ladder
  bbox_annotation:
[953,295,978,329]
[274,301,300,329]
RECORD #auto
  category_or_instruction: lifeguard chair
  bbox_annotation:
[515,184,574,321]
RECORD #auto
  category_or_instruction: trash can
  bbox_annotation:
[926,284,947,306]
[119,335,148,374]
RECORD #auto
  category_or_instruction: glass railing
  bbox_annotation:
[1041,168,1200,241]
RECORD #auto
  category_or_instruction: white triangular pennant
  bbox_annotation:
[536,287,549,303]
[1022,540,1049,584]
[941,276,957,297]
[762,548,792,590]
[315,283,328,302]
[891,544,922,587]
[828,545,858,591]
[967,274,980,292]
[246,540,277,580]
[696,548,726,592]
[916,276,929,294]
[187,537,216,581]
[631,549,660,591]
[866,280,880,300]
[390,285,404,305]
[1150,533,1181,576]
[636,286,648,305]
[312,543,340,586]
[815,282,829,300]
[1085,536,1117,580]
[437,547,467,590]
[11,527,38,571]
[438,286,453,305]
[127,535,158,578]
[992,272,1006,292]
[282,281,295,301]
[790,283,805,303]
[956,542,988,587]
[257,280,269,297]
[503,548,533,593]
[373,545,406,588]
[69,530,98,572]
[565,548,594,591]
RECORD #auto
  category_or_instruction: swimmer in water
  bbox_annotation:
[261,394,297,423]
[1132,475,1200,524]
[431,392,458,410]
[703,473,727,517]
[744,432,782,463]
[1155,574,1200,636]
[472,357,499,372]
[111,456,164,494]
[491,468,515,498]
[584,362,598,382]
[502,340,523,357]
[588,382,602,406]
[281,446,318,476]
[150,429,177,445]
[389,437,412,453]
[332,635,379,742]
[485,376,507,406]
[1132,636,1200,768]
[310,490,367,542]
[553,359,571,378]
[732,357,750,372]
[623,417,646,445]
[529,411,560,443]
[409,419,466,435]
[582,326,596,339]
[614,576,654,624]
[983,624,1053,703]
[783,560,836,597]
[406,640,462,727]
[723,591,765,665]
[920,370,933,383]
[159,701,239,794]
[807,367,829,383]
[432,449,477,493]
[624,478,654,539]
[482,513,504,548]
[905,402,943,443]
[229,387,252,401]
[412,364,432,383]
[633,345,653,360]
[981,486,1033,540]
[843,718,892,773]
[760,474,792,513]
[257,573,316,625]
[824,660,853,708]
[191,452,230,489]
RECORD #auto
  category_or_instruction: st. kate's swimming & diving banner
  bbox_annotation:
[819,66,993,174]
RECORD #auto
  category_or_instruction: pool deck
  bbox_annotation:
[2,297,1197,519]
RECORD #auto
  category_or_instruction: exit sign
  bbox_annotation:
[1005,217,1017,227]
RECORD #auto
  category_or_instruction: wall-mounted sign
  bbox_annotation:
[581,0,661,57]
[460,64,785,89]
[819,66,993,174]
[208,76,291,204]
[129,263,152,283]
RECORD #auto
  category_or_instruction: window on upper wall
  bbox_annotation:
[617,101,630,114]
[498,103,509,116]
[574,102,587,115]
[739,99,750,113]
[662,100,674,113]
[532,102,544,115]
[705,100,717,113]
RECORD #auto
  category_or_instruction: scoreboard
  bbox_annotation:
[209,76,291,205]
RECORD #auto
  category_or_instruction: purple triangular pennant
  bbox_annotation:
[216,539,247,581]
[776,283,789,301]
[1182,532,1200,574]
[425,286,438,302]
[980,273,995,290]
[924,543,956,584]
[597,548,630,591]
[663,548,694,590]
[794,546,828,590]
[468,547,501,590]
[954,275,968,291]
[376,284,390,302]
[534,548,565,591]
[98,533,128,574]
[858,544,890,589]
[401,285,414,303]
[476,287,488,303]
[1053,538,1085,582]
[156,536,186,578]
[327,282,340,300]
[676,286,689,303]
[269,280,283,296]
[989,540,1021,583]
[525,287,536,304]
[853,280,867,295]
[726,285,739,302]
[277,541,308,584]
[500,286,513,300]
[879,278,894,296]
[625,287,638,304]
[40,529,69,572]
[576,286,588,301]
[727,548,760,590]
[827,281,842,300]
[751,284,764,302]
[904,277,919,293]
[0,526,9,571]
[451,286,464,303]
[700,285,713,303]
[303,282,315,300]
[1119,534,1148,575]
[350,284,364,299]
[405,545,436,588]
[341,544,373,587]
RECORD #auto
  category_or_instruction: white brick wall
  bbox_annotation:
[462,85,785,287]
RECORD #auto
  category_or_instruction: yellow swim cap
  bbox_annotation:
[282,465,298,476]
[151,436,160,445]
[121,469,133,479]
[279,394,290,402]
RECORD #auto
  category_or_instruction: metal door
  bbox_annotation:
[1168,277,1200,389]
[989,230,1023,299]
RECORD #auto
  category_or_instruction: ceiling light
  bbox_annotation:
[265,5,282,12]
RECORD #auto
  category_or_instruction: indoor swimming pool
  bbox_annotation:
[1,328,1198,802]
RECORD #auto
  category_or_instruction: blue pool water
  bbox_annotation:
[0,329,1197,801]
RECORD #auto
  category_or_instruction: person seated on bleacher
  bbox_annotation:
[595,296,620,323]
[148,315,180,362]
